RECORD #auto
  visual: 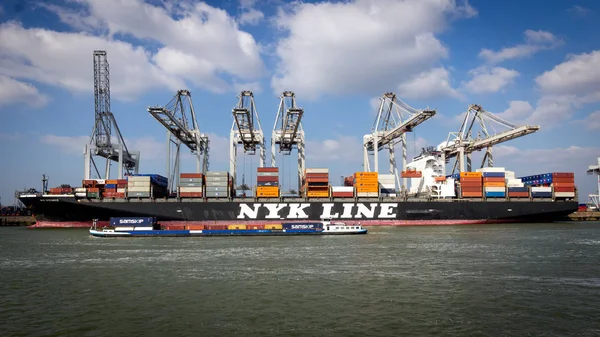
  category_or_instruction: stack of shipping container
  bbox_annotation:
[331,186,354,198]
[459,172,483,198]
[256,167,279,198]
[354,172,379,197]
[47,186,74,195]
[552,172,575,198]
[126,174,168,198]
[303,168,330,198]
[82,180,101,198]
[505,171,528,198]
[378,174,396,197]
[520,172,575,199]
[481,169,506,198]
[179,173,204,198]
[205,171,231,198]
[103,179,127,198]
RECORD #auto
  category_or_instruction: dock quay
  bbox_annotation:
[1,216,36,226]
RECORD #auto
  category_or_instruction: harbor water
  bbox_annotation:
[1,222,599,336]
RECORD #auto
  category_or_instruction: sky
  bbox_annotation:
[1,0,599,205]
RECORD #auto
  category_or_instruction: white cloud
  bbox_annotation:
[271,0,476,99]
[41,135,89,155]
[1,0,265,101]
[0,75,50,107]
[305,135,364,164]
[398,67,461,99]
[463,66,519,94]
[239,8,264,25]
[568,5,593,17]
[572,111,600,130]
[479,29,563,64]
[535,50,600,99]
[496,100,533,122]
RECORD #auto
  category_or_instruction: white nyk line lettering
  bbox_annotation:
[264,203,287,219]
[287,203,310,219]
[237,203,261,219]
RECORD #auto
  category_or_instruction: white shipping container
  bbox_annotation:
[331,186,354,192]
[506,182,525,188]
[531,186,552,192]
[127,176,151,182]
[305,168,329,174]
[378,174,395,181]
[476,167,506,173]
[127,186,151,192]
[179,187,203,193]
[75,187,87,192]
[117,188,126,193]
[380,193,397,197]
[356,192,379,197]
[484,187,505,192]
[505,171,516,179]
[506,178,522,184]
[75,192,87,197]
[554,192,575,198]
[379,183,395,189]
[128,181,152,188]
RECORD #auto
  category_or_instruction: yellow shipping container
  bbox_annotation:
[256,186,279,193]
[460,171,482,178]
[355,187,378,193]
[257,192,279,197]
[354,172,378,179]
[228,224,247,230]
[355,182,378,188]
[483,182,506,187]
[307,191,330,197]
[265,224,283,230]
[106,179,119,184]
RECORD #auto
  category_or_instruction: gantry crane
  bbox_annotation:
[271,91,305,192]
[84,50,140,180]
[440,104,540,174]
[230,91,266,187]
[363,92,436,191]
[587,157,600,209]
[148,90,209,192]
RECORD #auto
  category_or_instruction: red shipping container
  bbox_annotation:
[257,176,279,182]
[165,225,185,230]
[206,224,228,230]
[461,186,482,191]
[508,192,529,198]
[552,177,574,184]
[483,177,505,183]
[552,172,574,178]
[180,173,204,178]
[116,179,128,184]
[115,193,125,198]
[305,177,329,183]
[332,192,354,197]
[88,187,100,192]
[257,167,279,172]
[461,192,483,197]
[104,187,117,192]
[82,180,96,186]
[247,224,265,229]
[305,173,329,179]
[185,225,205,230]
[117,183,127,188]
[554,186,575,193]
[552,182,575,188]
[180,192,203,198]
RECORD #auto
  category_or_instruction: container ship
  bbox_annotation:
[18,148,579,228]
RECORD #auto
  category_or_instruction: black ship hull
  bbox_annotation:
[18,195,578,227]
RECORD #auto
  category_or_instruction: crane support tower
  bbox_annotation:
[148,90,209,192]
[363,92,436,191]
[84,50,140,180]
[230,91,266,187]
[271,91,305,192]
[587,157,600,209]
[440,104,540,174]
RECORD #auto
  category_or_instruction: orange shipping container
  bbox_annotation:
[482,177,505,183]
[554,186,575,193]
[353,172,378,179]
[460,171,482,178]
[180,173,203,178]
[461,191,483,197]
[552,182,575,188]
[483,182,505,187]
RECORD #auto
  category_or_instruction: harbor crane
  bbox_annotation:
[440,104,540,174]
[148,90,209,192]
[271,91,305,192]
[587,157,600,209]
[363,92,436,191]
[230,91,266,187]
[84,50,140,180]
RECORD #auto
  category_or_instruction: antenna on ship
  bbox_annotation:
[271,91,305,194]
[363,92,436,192]
[440,104,539,174]
[84,50,140,180]
[230,91,266,190]
[42,174,48,194]
[148,90,209,192]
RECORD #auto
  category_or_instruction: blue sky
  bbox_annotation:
[1,0,599,205]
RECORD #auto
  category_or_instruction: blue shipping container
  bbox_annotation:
[482,172,505,178]
[128,174,169,187]
[105,184,117,188]
[110,217,157,227]
[282,222,323,229]
[485,192,506,198]
[380,188,397,193]
[508,187,528,192]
